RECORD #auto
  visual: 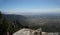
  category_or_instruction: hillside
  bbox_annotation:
[0,12,29,35]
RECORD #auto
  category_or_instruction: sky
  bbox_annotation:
[0,0,60,15]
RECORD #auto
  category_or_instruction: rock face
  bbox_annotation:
[13,28,41,35]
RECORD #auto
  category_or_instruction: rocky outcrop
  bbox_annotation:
[13,28,41,35]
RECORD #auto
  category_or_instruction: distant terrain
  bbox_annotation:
[1,12,60,35]
[26,14,60,32]
[4,13,60,32]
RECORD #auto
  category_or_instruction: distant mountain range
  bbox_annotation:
[4,14,27,21]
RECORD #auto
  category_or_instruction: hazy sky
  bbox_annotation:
[0,0,60,15]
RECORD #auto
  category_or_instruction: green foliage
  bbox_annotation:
[0,11,3,18]
[0,11,15,34]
